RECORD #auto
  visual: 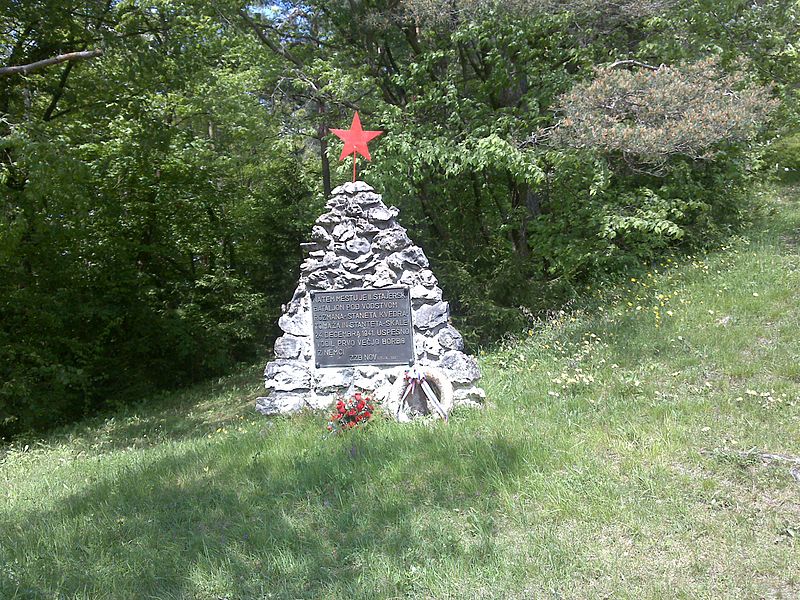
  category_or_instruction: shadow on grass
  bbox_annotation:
[0,366,266,459]
[2,418,548,599]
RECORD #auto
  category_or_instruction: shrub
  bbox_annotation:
[555,58,778,175]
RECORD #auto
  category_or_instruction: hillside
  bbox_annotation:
[1,183,798,599]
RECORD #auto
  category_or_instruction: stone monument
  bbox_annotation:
[256,186,484,418]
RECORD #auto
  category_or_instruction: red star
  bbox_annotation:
[330,111,383,161]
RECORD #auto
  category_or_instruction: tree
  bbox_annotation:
[0,0,315,434]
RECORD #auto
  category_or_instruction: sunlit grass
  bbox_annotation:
[2,183,799,599]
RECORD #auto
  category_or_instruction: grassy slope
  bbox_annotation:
[1,184,799,600]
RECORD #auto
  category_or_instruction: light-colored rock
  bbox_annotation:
[345,236,371,255]
[322,252,342,268]
[411,284,443,303]
[440,351,480,384]
[373,228,411,253]
[307,268,347,289]
[306,392,337,410]
[333,221,356,242]
[291,284,306,301]
[316,211,341,226]
[423,335,442,357]
[311,225,332,244]
[413,301,449,330]
[437,325,464,351]
[453,385,486,406]
[387,247,428,270]
[364,263,396,288]
[354,366,384,391]
[400,268,438,287]
[264,360,311,392]
[343,200,364,218]
[256,393,306,415]
[368,205,398,222]
[274,334,304,359]
[315,367,354,393]
[352,251,377,266]
[332,180,373,195]
[354,191,384,207]
[355,218,379,235]
[278,311,311,337]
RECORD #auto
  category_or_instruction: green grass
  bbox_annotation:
[2,183,800,599]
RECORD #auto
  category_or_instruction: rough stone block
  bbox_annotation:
[278,310,311,337]
[322,253,343,268]
[364,263,396,288]
[331,181,373,196]
[392,247,429,269]
[354,191,384,206]
[413,301,449,330]
[264,360,311,391]
[400,268,438,287]
[315,367,354,392]
[355,218,380,235]
[367,206,398,222]
[333,221,356,241]
[306,392,337,410]
[373,228,411,253]
[437,325,464,351]
[256,393,307,415]
[274,334,304,359]
[440,351,480,384]
[316,211,341,226]
[311,225,332,244]
[411,284,443,302]
[343,201,364,218]
[345,236,371,255]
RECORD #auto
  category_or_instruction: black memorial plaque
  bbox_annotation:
[310,286,415,368]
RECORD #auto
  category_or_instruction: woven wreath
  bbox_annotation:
[386,365,453,422]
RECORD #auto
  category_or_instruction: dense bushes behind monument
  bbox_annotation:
[1,0,796,435]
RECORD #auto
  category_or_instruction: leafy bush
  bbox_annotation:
[762,132,800,177]
[556,58,778,174]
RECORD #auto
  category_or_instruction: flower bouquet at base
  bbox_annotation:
[327,392,375,434]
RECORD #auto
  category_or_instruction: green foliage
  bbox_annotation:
[556,58,777,174]
[763,131,800,179]
[0,1,316,434]
[1,0,797,433]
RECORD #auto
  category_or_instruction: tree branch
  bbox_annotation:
[43,61,75,121]
[239,9,304,69]
[608,59,663,71]
[0,49,104,77]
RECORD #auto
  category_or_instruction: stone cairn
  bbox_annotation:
[257,181,485,417]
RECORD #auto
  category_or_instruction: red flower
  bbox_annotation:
[327,393,378,434]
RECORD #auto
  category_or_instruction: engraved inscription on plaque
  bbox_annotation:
[310,287,415,367]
